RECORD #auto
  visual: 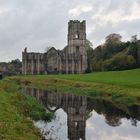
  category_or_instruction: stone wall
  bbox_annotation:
[22,48,45,74]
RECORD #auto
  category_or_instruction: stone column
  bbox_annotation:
[31,56,34,75]
[37,54,40,74]
[57,53,59,73]
[23,48,27,75]
[59,56,62,74]
[24,58,27,75]
[66,54,68,74]
[22,52,24,74]
[79,58,81,74]
[22,52,27,75]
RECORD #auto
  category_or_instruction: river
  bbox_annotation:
[22,87,140,140]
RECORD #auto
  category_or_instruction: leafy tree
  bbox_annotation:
[131,35,137,43]
[86,39,94,72]
[0,59,22,76]
[91,33,140,72]
[101,34,123,60]
[128,41,138,60]
[105,33,122,44]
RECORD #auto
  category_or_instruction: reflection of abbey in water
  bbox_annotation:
[22,20,88,75]
[22,87,140,139]
[23,87,88,140]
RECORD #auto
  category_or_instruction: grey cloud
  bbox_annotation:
[88,18,140,48]
[0,0,140,61]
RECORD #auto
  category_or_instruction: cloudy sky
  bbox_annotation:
[0,0,140,62]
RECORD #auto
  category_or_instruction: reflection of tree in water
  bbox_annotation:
[131,118,138,127]
[22,87,140,139]
[105,116,122,126]
[87,98,140,127]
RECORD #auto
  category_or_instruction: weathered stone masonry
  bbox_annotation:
[22,20,88,74]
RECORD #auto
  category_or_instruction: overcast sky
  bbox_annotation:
[0,0,140,62]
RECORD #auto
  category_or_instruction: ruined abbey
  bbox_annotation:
[22,20,88,74]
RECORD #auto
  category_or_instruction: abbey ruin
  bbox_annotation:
[22,20,88,74]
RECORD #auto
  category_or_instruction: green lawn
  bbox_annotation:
[11,69,140,106]
[46,68,140,88]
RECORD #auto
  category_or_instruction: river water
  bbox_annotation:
[22,87,140,140]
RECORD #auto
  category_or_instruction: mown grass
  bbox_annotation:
[11,69,140,106]
[0,79,53,140]
[46,68,140,88]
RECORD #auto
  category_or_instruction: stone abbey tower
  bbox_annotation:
[22,20,88,74]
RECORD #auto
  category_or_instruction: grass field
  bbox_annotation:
[46,68,140,88]
[0,80,53,140]
[11,68,140,105]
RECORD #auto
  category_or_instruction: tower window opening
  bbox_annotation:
[75,34,78,38]
[75,32,79,39]
[75,122,78,127]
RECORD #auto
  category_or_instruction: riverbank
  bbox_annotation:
[1,69,140,139]
[0,80,53,140]
[11,68,140,106]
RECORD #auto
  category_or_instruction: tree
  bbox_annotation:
[105,33,122,44]
[86,39,93,48]
[86,39,94,72]
[131,35,137,43]
[102,33,123,60]
[86,33,140,72]
[128,41,138,60]
[11,59,21,65]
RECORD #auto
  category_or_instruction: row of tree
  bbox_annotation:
[86,34,140,72]
[0,59,22,76]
